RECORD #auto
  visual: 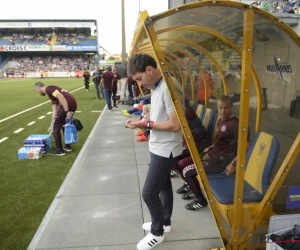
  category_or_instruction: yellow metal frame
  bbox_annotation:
[129,2,300,249]
[139,41,228,107]
[137,26,262,132]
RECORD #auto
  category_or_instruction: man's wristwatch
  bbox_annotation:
[232,161,237,168]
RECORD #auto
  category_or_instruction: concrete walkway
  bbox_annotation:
[27,81,223,250]
[27,78,300,249]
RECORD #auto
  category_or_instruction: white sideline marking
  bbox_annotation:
[0,137,9,143]
[38,116,46,119]
[47,112,52,115]
[0,86,84,124]
[0,100,51,123]
[27,121,36,126]
[14,128,24,133]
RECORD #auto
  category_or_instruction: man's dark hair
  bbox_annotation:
[127,54,157,75]
[218,95,233,106]
[34,81,45,89]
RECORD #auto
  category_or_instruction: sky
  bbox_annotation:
[0,0,169,54]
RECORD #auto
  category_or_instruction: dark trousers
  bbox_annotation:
[142,152,178,236]
[112,87,118,105]
[128,85,133,99]
[53,107,76,151]
[84,80,89,90]
[94,82,101,99]
[177,154,231,203]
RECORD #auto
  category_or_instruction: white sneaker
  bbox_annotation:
[137,232,164,250]
[142,222,171,233]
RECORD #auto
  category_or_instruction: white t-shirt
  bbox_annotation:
[149,76,184,158]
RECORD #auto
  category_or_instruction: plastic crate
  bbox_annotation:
[265,214,300,250]
[18,147,43,160]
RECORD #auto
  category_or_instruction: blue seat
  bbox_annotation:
[192,102,198,112]
[201,108,215,133]
[208,132,280,204]
[208,115,219,142]
[196,104,205,120]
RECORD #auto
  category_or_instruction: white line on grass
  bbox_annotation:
[0,137,9,143]
[38,116,46,119]
[47,112,52,115]
[0,86,84,124]
[27,121,36,126]
[14,128,24,133]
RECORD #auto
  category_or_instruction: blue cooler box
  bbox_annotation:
[24,134,52,153]
[18,147,43,160]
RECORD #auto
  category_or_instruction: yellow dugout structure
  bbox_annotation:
[128,1,300,249]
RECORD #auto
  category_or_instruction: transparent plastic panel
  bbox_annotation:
[129,2,300,248]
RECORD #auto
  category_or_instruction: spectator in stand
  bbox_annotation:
[101,66,114,111]
[83,68,90,91]
[287,5,295,13]
[283,0,291,12]
[260,0,270,12]
[111,65,121,108]
[34,82,77,156]
[270,3,278,13]
[92,66,103,100]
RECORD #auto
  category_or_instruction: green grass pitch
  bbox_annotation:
[0,77,106,249]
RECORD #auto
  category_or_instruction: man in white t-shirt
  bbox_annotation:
[126,54,184,250]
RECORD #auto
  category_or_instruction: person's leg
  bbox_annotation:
[52,108,66,152]
[103,89,112,110]
[112,88,117,107]
[128,86,133,99]
[142,152,178,236]
[107,89,112,109]
[202,154,229,174]
[182,163,207,204]
[94,82,100,99]
[176,154,193,179]
[127,108,138,114]
[99,85,104,99]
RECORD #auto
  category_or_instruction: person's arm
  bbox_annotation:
[55,92,72,118]
[225,141,250,176]
[126,111,181,132]
[203,144,214,153]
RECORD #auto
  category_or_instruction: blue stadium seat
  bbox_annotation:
[208,115,219,142]
[196,104,205,120]
[201,108,215,133]
[189,101,198,112]
[208,132,280,204]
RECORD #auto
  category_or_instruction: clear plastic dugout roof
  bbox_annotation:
[129,1,300,249]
